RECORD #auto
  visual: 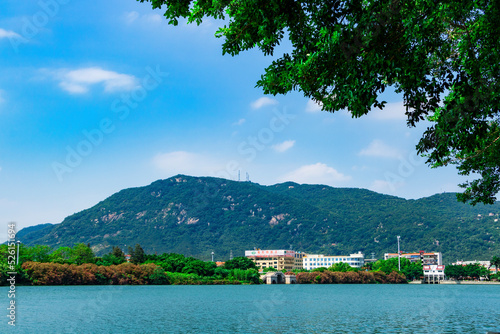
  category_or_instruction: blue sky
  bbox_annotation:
[0,0,470,232]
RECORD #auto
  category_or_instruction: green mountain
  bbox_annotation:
[18,175,500,263]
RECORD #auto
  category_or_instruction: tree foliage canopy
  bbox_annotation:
[372,257,422,280]
[129,244,146,264]
[491,255,500,274]
[138,0,500,204]
[223,256,258,270]
[328,262,357,272]
[445,263,490,279]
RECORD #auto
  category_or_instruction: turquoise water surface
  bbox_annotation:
[1,284,499,333]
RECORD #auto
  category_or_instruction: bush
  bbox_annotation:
[148,267,170,285]
[21,261,165,285]
[295,270,406,284]
[223,257,257,270]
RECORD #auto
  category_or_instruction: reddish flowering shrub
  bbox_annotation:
[343,271,362,283]
[372,270,388,283]
[387,271,407,284]
[23,262,75,285]
[358,271,376,284]
[294,270,406,284]
[296,272,316,284]
[22,261,164,285]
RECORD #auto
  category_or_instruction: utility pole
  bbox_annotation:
[211,251,214,262]
[397,236,401,271]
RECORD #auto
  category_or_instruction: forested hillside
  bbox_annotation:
[18,175,500,263]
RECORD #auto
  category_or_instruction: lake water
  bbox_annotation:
[1,284,499,333]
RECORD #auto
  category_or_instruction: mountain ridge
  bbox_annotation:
[18,174,500,262]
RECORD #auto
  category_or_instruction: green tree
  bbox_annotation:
[372,257,400,274]
[182,258,216,277]
[464,263,480,279]
[139,0,500,205]
[491,256,500,275]
[49,246,74,264]
[372,257,421,280]
[71,243,95,265]
[147,253,190,272]
[97,246,126,266]
[401,261,423,281]
[112,246,126,263]
[223,257,257,270]
[214,266,230,279]
[263,267,277,272]
[19,245,52,263]
[445,264,465,280]
[328,262,355,272]
[128,244,146,264]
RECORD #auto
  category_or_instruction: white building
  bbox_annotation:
[423,265,446,283]
[452,260,490,267]
[303,252,364,270]
[452,260,497,275]
[384,251,443,265]
[245,249,304,271]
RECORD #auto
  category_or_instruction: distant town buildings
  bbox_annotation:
[245,247,497,283]
[303,252,365,270]
[384,251,443,265]
[452,260,497,274]
[453,260,490,267]
[245,249,365,270]
[244,250,304,271]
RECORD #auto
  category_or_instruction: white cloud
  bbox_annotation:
[0,28,20,39]
[305,99,323,113]
[280,163,351,185]
[272,140,295,153]
[152,151,225,177]
[359,139,402,159]
[368,101,407,120]
[124,11,140,24]
[251,97,278,109]
[146,14,163,23]
[53,67,138,94]
[124,11,163,25]
[233,118,246,126]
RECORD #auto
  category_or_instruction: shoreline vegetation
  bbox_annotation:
[1,243,497,286]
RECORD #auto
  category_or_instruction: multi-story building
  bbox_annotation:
[384,251,442,265]
[303,252,365,270]
[423,265,446,283]
[245,250,304,271]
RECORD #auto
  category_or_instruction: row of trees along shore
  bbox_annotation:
[1,243,498,286]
